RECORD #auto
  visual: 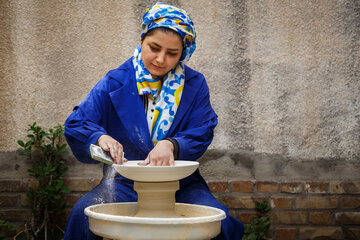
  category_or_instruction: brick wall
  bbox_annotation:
[209,181,360,240]
[1,178,360,239]
[0,178,101,238]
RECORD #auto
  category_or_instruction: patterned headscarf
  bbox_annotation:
[141,2,196,62]
[132,2,196,144]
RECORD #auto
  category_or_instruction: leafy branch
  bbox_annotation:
[17,122,70,240]
[244,200,272,240]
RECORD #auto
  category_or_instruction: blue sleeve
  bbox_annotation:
[64,77,110,164]
[172,78,218,160]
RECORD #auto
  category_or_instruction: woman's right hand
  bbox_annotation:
[97,135,126,164]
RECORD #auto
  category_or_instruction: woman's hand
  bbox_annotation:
[138,140,175,166]
[97,135,126,164]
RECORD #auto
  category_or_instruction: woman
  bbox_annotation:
[64,3,244,239]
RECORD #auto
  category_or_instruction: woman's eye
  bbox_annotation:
[150,46,159,52]
[168,52,178,56]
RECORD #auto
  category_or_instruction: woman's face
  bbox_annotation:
[141,30,183,78]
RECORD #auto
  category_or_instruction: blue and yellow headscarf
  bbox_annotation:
[141,2,196,62]
[132,2,197,144]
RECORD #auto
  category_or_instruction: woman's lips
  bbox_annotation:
[152,64,164,69]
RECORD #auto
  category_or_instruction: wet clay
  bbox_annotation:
[134,181,179,218]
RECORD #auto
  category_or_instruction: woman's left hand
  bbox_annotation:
[138,140,175,166]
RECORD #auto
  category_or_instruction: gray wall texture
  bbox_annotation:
[0,0,359,181]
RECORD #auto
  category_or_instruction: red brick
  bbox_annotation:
[335,212,360,225]
[27,179,39,189]
[20,193,29,206]
[208,182,228,193]
[270,197,292,209]
[93,178,101,187]
[64,193,84,207]
[232,181,253,193]
[229,209,238,219]
[271,211,307,224]
[300,227,342,240]
[330,181,360,194]
[257,181,278,193]
[341,197,360,209]
[0,195,18,207]
[223,196,266,209]
[223,196,254,209]
[280,182,302,194]
[0,180,26,192]
[213,194,223,204]
[309,212,332,224]
[344,228,360,240]
[295,197,338,209]
[237,212,257,223]
[1,209,32,221]
[275,228,297,240]
[305,181,327,193]
[64,178,93,191]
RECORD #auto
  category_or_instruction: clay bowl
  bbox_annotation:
[113,160,199,182]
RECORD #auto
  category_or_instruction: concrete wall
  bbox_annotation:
[0,0,359,181]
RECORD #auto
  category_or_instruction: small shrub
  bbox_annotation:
[244,200,272,240]
[17,122,70,240]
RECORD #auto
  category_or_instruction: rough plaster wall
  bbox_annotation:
[0,0,140,150]
[189,0,254,151]
[0,0,359,180]
[0,1,17,151]
[247,0,360,161]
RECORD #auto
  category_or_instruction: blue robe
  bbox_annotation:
[64,59,244,240]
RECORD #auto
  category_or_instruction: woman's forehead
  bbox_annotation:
[144,31,183,50]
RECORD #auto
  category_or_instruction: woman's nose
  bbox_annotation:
[156,51,165,64]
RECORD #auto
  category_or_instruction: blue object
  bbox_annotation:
[64,59,244,240]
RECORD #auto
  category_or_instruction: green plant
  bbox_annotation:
[244,200,272,240]
[0,202,16,240]
[17,122,70,240]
